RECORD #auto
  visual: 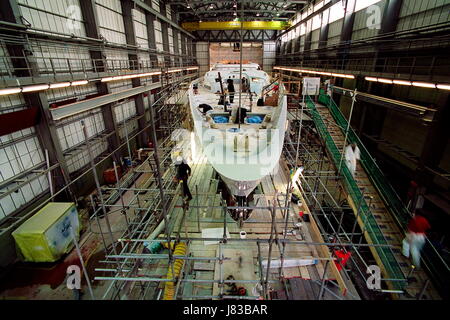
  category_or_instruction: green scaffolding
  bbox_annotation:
[317,90,449,297]
[305,95,406,290]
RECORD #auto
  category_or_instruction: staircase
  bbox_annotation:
[305,95,441,299]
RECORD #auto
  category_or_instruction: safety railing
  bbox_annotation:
[306,95,406,291]
[0,55,197,81]
[318,90,410,228]
[317,90,450,298]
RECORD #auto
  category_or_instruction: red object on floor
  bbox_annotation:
[298,211,304,218]
[334,250,351,271]
[103,166,122,184]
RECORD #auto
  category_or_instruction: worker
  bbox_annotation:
[193,83,199,95]
[198,103,213,114]
[227,77,235,103]
[175,156,192,201]
[344,143,360,177]
[241,77,248,93]
[403,213,431,268]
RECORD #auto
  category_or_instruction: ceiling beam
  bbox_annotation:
[178,9,297,14]
[166,0,307,4]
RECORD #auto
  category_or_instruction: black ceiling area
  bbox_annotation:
[167,0,309,22]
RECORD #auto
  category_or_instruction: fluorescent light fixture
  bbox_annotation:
[50,82,71,89]
[393,80,412,86]
[22,84,49,92]
[168,69,182,73]
[0,87,21,95]
[101,77,114,82]
[436,84,450,90]
[378,78,393,84]
[71,80,88,86]
[365,77,378,82]
[143,72,162,76]
[412,81,436,88]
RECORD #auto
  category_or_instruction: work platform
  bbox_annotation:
[118,131,360,300]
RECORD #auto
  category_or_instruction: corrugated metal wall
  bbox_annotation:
[263,41,276,73]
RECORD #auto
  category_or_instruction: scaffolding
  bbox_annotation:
[65,78,429,301]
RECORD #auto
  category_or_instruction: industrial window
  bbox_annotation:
[300,23,306,36]
[114,100,137,124]
[329,2,346,23]
[56,109,105,152]
[65,139,108,173]
[355,0,382,12]
[133,8,149,49]
[314,1,324,12]
[30,40,92,75]
[95,0,127,45]
[312,14,322,30]
[17,0,86,38]
[0,127,49,219]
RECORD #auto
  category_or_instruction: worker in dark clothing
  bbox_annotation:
[241,77,248,93]
[227,77,235,103]
[175,156,192,201]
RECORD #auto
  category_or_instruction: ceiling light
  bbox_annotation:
[22,84,49,92]
[101,77,114,82]
[378,78,393,84]
[71,80,88,86]
[412,81,436,88]
[436,84,450,90]
[365,77,378,82]
[50,82,71,89]
[332,73,354,79]
[0,87,21,95]
[393,80,412,86]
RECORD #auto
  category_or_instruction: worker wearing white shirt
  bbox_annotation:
[345,143,360,178]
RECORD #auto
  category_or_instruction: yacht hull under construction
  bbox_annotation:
[188,63,287,218]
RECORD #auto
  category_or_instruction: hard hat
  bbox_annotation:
[175,156,183,164]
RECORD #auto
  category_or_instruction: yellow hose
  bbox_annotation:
[162,242,187,300]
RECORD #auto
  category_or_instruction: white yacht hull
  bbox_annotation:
[188,66,287,198]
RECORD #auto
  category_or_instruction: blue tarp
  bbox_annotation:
[213,116,229,123]
[247,115,263,124]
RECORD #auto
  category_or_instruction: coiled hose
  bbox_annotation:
[162,242,187,300]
